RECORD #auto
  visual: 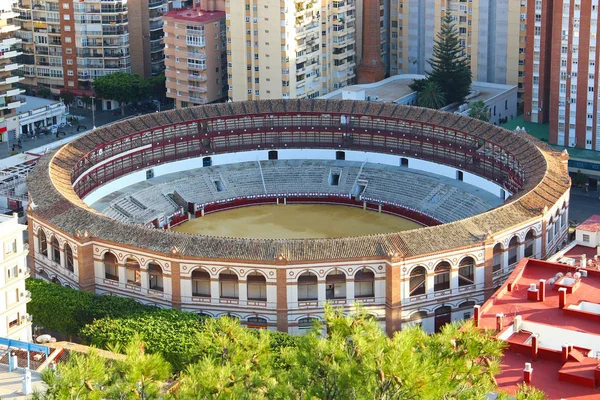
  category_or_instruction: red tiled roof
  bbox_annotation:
[479,258,600,399]
[577,214,600,232]
[163,7,225,23]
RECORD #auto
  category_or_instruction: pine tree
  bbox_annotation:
[427,12,472,105]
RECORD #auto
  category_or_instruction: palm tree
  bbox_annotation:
[417,80,446,109]
[468,100,491,121]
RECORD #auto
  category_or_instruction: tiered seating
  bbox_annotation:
[100,160,499,225]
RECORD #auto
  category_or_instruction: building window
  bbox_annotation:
[298,272,318,301]
[192,269,211,297]
[433,262,451,291]
[409,266,426,296]
[64,244,74,273]
[219,269,239,299]
[50,237,60,264]
[5,239,16,255]
[458,257,475,287]
[125,257,141,286]
[508,237,519,265]
[38,229,47,257]
[148,263,164,291]
[583,234,590,243]
[325,270,346,299]
[354,269,374,298]
[247,271,267,301]
[104,253,119,281]
[524,231,535,257]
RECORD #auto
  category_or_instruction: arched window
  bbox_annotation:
[50,237,60,264]
[408,311,428,328]
[434,262,451,291]
[125,257,141,286]
[148,262,163,291]
[458,301,476,320]
[493,244,502,272]
[219,269,239,299]
[64,244,74,273]
[192,269,211,297]
[524,230,535,258]
[247,271,267,301]
[508,237,519,265]
[298,317,319,331]
[247,316,268,329]
[409,266,426,297]
[354,269,374,298]
[37,269,50,280]
[298,272,318,301]
[458,257,475,287]
[104,253,118,281]
[38,229,47,257]
[325,270,346,299]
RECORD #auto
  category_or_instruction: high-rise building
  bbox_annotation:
[524,0,600,151]
[226,0,360,101]
[0,0,26,146]
[389,0,526,98]
[0,213,31,342]
[163,2,227,108]
[12,0,167,101]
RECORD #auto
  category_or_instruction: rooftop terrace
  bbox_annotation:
[479,258,600,398]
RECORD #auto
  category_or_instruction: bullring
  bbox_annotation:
[26,99,570,334]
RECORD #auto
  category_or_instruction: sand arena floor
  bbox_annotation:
[171,204,422,239]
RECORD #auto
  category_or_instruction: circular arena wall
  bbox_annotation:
[27,99,571,334]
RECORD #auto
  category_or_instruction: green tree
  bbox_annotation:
[37,87,52,99]
[146,73,166,102]
[31,348,114,400]
[427,12,472,105]
[175,316,281,399]
[417,80,446,109]
[93,72,149,115]
[60,91,75,105]
[468,100,491,121]
[32,337,172,400]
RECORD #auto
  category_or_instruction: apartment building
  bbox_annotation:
[226,0,360,101]
[12,0,167,102]
[0,213,31,342]
[389,0,526,97]
[524,0,600,151]
[164,2,227,108]
[0,0,26,145]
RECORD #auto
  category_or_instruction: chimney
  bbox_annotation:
[539,279,546,302]
[527,283,539,301]
[473,305,481,327]
[496,313,504,332]
[531,334,539,362]
[523,363,533,384]
[558,287,567,308]
[356,0,385,83]
[513,315,522,333]
[561,343,571,362]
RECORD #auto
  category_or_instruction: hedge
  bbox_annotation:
[26,279,299,371]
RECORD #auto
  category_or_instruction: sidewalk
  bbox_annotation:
[0,364,45,399]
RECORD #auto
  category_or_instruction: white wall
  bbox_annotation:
[82,148,508,205]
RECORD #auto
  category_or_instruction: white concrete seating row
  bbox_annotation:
[101,160,497,225]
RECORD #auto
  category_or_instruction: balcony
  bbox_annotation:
[189,95,208,104]
[189,73,207,81]
[188,85,207,93]
[149,20,163,31]
[149,0,164,8]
